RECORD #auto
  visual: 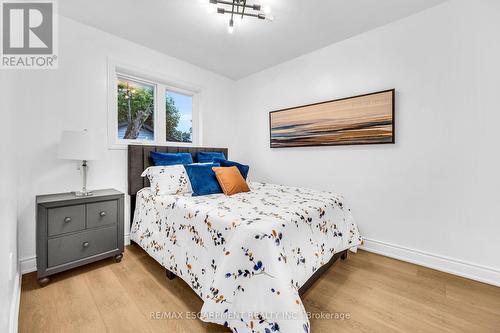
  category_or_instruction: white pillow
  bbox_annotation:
[141,165,192,196]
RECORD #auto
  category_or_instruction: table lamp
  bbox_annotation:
[58,129,102,197]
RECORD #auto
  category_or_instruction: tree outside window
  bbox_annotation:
[117,77,154,140]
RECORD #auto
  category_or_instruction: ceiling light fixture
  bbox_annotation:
[208,0,273,33]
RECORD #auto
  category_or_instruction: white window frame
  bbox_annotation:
[107,59,201,149]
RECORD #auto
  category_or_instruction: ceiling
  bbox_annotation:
[59,0,447,80]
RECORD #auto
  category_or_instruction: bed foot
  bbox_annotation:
[165,269,176,280]
[340,251,348,260]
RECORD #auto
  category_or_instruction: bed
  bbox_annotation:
[128,145,362,333]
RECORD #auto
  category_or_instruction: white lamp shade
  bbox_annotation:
[58,130,102,161]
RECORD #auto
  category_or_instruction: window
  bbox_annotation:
[166,90,193,143]
[117,77,155,141]
[108,62,199,148]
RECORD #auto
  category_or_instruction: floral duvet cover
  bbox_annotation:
[131,182,362,333]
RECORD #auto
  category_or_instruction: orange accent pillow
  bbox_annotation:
[212,166,250,196]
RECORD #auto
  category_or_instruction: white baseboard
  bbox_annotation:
[20,234,132,275]
[20,256,36,275]
[360,238,500,287]
[9,271,21,333]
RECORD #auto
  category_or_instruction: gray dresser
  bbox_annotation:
[36,189,124,286]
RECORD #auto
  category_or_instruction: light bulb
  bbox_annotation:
[263,5,271,14]
[207,5,216,14]
[228,25,234,34]
[266,15,274,22]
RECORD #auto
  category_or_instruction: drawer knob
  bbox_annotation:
[99,211,106,217]
[64,217,72,223]
[82,241,89,248]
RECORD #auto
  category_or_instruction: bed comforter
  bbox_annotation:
[131,182,362,333]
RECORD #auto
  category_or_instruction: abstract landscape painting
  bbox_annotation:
[270,89,395,148]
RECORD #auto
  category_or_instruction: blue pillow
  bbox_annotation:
[213,158,250,180]
[150,151,193,166]
[197,151,226,163]
[184,163,222,196]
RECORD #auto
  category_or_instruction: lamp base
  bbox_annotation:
[73,191,93,197]
[75,160,92,197]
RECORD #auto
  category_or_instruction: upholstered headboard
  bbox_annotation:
[127,145,228,223]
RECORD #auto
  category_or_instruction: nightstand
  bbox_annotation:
[36,189,124,286]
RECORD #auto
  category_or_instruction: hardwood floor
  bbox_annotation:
[19,245,500,333]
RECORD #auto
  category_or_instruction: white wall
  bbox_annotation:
[14,16,236,272]
[0,71,20,332]
[233,0,500,284]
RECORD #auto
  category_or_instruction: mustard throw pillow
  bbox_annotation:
[212,166,250,196]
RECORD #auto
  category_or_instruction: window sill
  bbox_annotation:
[108,141,198,151]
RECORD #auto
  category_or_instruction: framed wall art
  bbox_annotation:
[269,89,395,148]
